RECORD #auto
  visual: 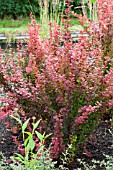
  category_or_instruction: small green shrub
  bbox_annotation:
[77,154,113,170]
[0,152,12,170]
[0,0,40,19]
[9,116,57,170]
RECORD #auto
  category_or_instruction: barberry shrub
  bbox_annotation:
[0,0,113,164]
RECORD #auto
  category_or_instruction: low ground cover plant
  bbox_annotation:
[77,154,113,170]
[0,0,113,168]
[0,117,57,170]
[10,117,57,170]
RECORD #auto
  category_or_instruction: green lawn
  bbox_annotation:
[0,17,83,37]
[0,18,30,28]
[0,17,38,35]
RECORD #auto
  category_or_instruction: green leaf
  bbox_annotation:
[11,115,22,125]
[26,138,35,152]
[14,108,18,113]
[72,135,77,143]
[44,133,52,140]
[24,131,32,137]
[14,157,24,163]
[76,79,81,83]
[24,132,32,146]
[29,138,35,151]
[32,119,41,131]
[22,118,30,132]
[11,154,25,164]
[35,131,44,142]
[90,0,96,3]
[24,136,30,147]
[15,153,24,160]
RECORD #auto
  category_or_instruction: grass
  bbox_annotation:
[0,18,30,28]
[0,27,28,35]
[0,17,40,35]
[0,17,82,35]
[69,18,83,32]
[69,25,83,32]
[70,18,80,25]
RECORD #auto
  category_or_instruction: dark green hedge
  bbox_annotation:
[70,0,82,14]
[0,0,82,20]
[0,0,40,19]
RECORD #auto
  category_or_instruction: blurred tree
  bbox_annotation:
[0,0,40,19]
[0,0,84,20]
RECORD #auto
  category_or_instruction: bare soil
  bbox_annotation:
[73,120,113,170]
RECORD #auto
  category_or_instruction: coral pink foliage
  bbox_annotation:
[0,0,113,159]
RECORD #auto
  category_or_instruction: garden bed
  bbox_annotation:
[73,120,113,169]
[0,118,112,169]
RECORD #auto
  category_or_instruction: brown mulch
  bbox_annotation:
[72,120,113,170]
[0,117,17,159]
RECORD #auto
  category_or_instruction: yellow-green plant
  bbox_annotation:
[10,116,56,170]
[39,0,65,35]
[81,0,97,21]
[77,154,113,170]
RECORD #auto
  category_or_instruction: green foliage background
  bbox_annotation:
[0,0,82,19]
[0,0,40,19]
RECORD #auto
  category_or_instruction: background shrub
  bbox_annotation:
[0,0,83,20]
[0,0,40,19]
